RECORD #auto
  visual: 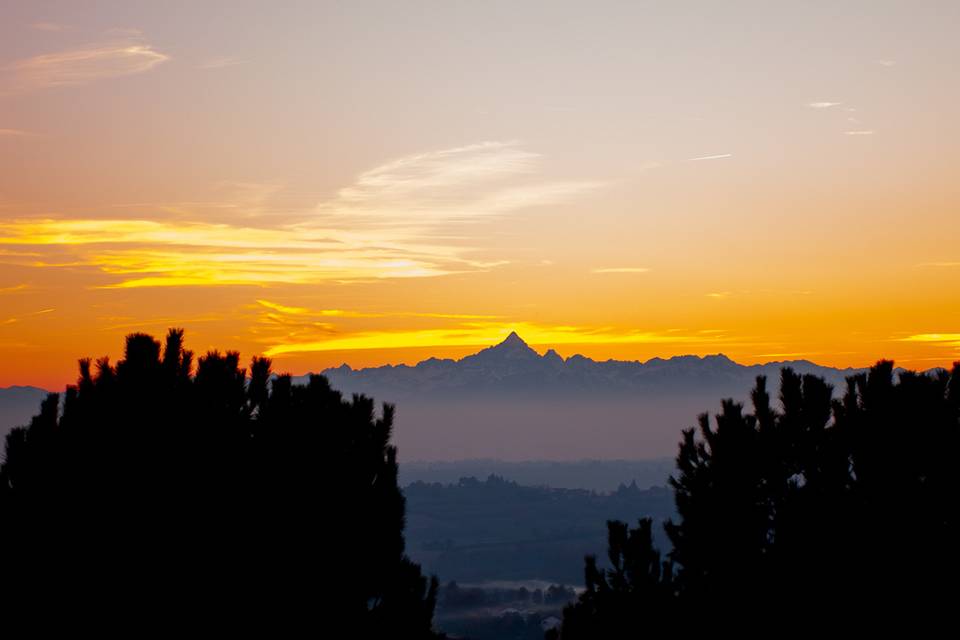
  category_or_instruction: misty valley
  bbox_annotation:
[405,473,673,639]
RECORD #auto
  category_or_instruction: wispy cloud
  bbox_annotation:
[591,267,650,274]
[31,22,71,32]
[0,218,460,287]
[106,181,299,224]
[0,128,37,137]
[256,300,311,315]
[706,289,811,300]
[248,300,512,353]
[901,333,960,346]
[916,261,960,268]
[752,352,812,359]
[199,56,243,70]
[4,39,169,93]
[0,142,601,287]
[0,284,30,294]
[317,141,602,225]
[806,101,880,137]
[685,153,732,162]
[254,300,501,321]
[0,307,55,326]
[878,60,896,67]
[262,320,726,357]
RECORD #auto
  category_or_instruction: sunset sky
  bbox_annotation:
[2,1,959,388]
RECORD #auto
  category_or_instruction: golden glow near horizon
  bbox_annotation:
[2,2,959,388]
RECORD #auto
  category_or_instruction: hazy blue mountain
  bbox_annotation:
[400,458,675,492]
[300,332,871,460]
[0,334,902,461]
[0,385,50,442]
[311,331,865,397]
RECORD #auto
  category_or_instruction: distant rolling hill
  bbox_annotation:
[403,474,675,585]
[399,458,676,493]
[0,385,50,443]
[303,332,872,460]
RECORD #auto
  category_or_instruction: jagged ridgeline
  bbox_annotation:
[0,329,441,636]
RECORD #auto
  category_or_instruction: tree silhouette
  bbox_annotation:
[557,360,960,635]
[0,329,440,635]
[554,518,673,638]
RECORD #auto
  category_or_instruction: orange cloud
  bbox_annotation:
[0,142,600,288]
[263,321,725,357]
[902,334,960,347]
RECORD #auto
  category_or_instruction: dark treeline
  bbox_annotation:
[404,474,673,585]
[0,330,440,636]
[556,361,960,636]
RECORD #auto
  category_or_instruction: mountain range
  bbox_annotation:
[300,332,879,460]
[0,333,906,460]
[310,331,865,397]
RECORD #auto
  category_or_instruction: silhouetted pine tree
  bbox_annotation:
[554,518,674,638]
[0,329,440,636]
[557,360,960,636]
